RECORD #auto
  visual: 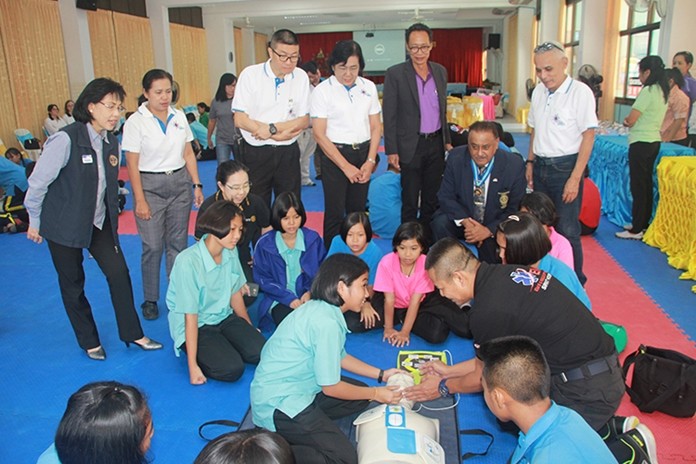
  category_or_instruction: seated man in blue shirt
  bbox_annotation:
[186,112,209,150]
[478,335,657,464]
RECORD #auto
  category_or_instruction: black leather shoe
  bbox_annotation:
[125,338,163,351]
[86,346,106,361]
[141,301,159,320]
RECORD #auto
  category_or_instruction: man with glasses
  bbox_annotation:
[527,41,597,285]
[383,23,452,234]
[233,29,310,208]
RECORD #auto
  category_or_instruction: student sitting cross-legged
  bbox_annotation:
[250,254,402,464]
[167,201,265,385]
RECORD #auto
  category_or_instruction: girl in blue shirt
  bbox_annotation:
[327,212,384,332]
[167,201,265,384]
[251,253,402,464]
[253,192,325,327]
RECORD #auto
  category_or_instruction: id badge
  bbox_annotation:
[81,154,94,164]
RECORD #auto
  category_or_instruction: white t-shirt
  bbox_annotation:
[121,103,193,172]
[528,76,597,157]
[232,60,310,147]
[310,76,381,144]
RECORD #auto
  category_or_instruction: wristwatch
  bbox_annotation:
[268,123,278,135]
[438,379,453,398]
[192,183,203,190]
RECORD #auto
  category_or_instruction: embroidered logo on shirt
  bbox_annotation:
[498,190,509,209]
[109,155,118,167]
[510,268,537,286]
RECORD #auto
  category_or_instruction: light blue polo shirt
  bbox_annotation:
[511,402,617,463]
[326,235,385,286]
[250,300,348,431]
[270,228,305,310]
[167,236,246,356]
[36,443,60,463]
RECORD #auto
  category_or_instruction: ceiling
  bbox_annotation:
[152,0,528,33]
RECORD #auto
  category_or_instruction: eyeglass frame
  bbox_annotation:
[270,48,300,63]
[97,101,126,113]
[533,42,563,54]
[224,182,252,193]
[407,44,433,54]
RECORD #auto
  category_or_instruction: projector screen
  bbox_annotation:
[353,30,407,73]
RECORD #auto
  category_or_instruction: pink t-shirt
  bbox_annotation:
[549,227,574,269]
[373,253,434,308]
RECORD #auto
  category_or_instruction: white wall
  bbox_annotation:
[202,14,236,96]
[57,1,94,98]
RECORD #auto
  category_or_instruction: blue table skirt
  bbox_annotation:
[588,135,695,227]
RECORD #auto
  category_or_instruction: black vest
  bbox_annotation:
[40,123,121,248]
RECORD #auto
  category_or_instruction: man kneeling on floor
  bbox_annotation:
[405,238,658,463]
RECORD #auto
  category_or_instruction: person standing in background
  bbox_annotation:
[382,23,451,234]
[207,73,238,164]
[298,61,321,187]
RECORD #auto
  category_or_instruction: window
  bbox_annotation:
[563,0,582,77]
[615,2,661,100]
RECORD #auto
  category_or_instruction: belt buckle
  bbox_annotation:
[560,372,568,383]
[165,170,174,175]
[351,142,359,150]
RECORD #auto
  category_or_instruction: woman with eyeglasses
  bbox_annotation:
[195,160,271,289]
[310,40,382,247]
[25,78,162,361]
[122,69,204,321]
[44,103,67,136]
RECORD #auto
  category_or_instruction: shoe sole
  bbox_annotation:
[634,424,659,464]
[623,416,640,433]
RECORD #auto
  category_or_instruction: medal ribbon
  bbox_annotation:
[471,158,495,188]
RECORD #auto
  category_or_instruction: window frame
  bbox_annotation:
[616,3,661,101]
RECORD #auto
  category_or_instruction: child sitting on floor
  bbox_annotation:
[167,201,265,385]
[250,253,402,464]
[326,212,384,332]
[373,221,469,346]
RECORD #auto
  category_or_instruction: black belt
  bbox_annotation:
[334,140,370,151]
[140,166,184,175]
[555,354,618,383]
[534,153,578,165]
[419,131,442,139]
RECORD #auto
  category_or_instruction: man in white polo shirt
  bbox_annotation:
[233,29,310,208]
[526,41,597,285]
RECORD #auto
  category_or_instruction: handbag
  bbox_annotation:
[622,344,696,417]
[23,138,40,150]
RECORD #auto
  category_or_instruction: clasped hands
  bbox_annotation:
[462,218,492,246]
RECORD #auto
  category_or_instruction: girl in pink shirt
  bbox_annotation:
[520,192,574,269]
[373,222,468,347]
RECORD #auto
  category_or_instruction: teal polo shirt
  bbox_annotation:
[250,300,348,431]
[271,228,305,310]
[166,236,247,356]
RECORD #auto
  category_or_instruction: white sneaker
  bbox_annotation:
[623,223,633,231]
[616,230,644,240]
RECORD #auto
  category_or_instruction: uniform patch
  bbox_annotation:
[499,190,509,209]
[109,154,118,167]
[510,268,538,287]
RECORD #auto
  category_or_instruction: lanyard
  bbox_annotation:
[471,158,495,188]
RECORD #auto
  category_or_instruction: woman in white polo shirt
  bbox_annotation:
[123,69,204,321]
[311,40,382,247]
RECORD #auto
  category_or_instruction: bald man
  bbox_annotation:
[526,42,597,285]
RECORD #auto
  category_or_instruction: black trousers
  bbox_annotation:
[400,133,445,232]
[369,290,470,343]
[46,220,143,351]
[430,211,499,264]
[627,141,660,233]
[180,313,265,382]
[273,376,369,464]
[319,143,370,248]
[271,303,294,327]
[239,140,301,208]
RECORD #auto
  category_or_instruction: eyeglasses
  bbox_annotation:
[98,101,126,113]
[533,42,563,53]
[408,44,432,54]
[270,48,300,63]
[224,182,252,193]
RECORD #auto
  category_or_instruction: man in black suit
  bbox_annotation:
[431,121,526,263]
[383,23,451,232]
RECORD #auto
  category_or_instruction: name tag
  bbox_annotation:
[81,154,93,164]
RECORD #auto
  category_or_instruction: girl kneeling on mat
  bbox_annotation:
[167,201,266,385]
[250,254,402,464]
[374,221,469,347]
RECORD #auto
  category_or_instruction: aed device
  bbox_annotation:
[354,372,446,464]
[397,351,447,384]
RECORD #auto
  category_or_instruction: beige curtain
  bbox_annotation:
[113,12,155,111]
[234,27,243,75]
[506,14,519,115]
[0,23,17,149]
[254,32,268,64]
[600,0,622,121]
[170,23,211,107]
[87,10,119,83]
[0,0,69,144]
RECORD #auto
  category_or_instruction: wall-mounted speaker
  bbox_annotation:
[76,0,98,11]
[488,33,501,50]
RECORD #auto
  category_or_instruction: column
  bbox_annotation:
[57,0,94,97]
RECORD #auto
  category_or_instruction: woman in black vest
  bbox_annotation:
[24,78,162,361]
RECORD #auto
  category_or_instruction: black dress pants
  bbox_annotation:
[273,376,370,464]
[239,140,301,209]
[319,143,370,248]
[400,133,445,232]
[46,220,143,351]
[627,141,660,233]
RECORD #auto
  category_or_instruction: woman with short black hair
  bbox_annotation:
[25,78,162,360]
[207,73,238,164]
[311,40,382,247]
